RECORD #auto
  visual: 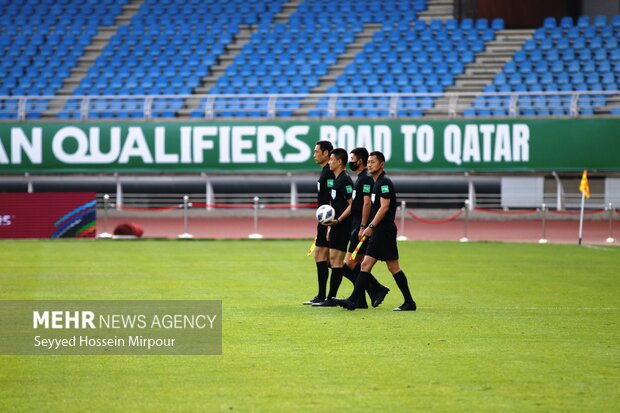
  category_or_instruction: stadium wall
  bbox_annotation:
[1,119,619,173]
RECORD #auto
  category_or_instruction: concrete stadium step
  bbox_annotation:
[598,95,620,115]
[293,24,383,116]
[180,0,305,116]
[272,0,304,25]
[44,0,144,116]
[180,25,257,115]
[428,28,534,117]
[417,0,454,21]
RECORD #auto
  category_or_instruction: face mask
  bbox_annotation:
[349,161,359,171]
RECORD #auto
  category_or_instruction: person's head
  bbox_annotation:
[314,140,333,165]
[367,151,385,176]
[349,147,369,172]
[329,148,348,172]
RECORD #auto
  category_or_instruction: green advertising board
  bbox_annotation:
[0,119,618,173]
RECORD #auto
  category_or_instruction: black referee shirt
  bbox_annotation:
[317,164,335,206]
[330,170,354,217]
[369,172,397,225]
[351,168,374,220]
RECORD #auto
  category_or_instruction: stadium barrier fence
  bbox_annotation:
[2,91,620,120]
[97,194,618,243]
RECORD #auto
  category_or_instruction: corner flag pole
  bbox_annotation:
[578,170,590,246]
[578,190,585,246]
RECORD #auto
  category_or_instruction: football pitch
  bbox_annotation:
[0,239,619,412]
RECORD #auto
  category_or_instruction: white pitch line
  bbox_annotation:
[582,245,619,252]
[421,307,619,311]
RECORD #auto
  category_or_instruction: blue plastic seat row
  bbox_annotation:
[475,15,620,115]
[322,17,499,108]
[205,0,426,115]
[71,0,287,105]
[543,15,620,28]
[0,0,130,105]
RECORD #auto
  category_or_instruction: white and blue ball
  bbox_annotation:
[316,204,336,225]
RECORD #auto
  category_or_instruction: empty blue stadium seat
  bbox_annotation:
[4,2,619,120]
[66,0,287,118]
[0,0,130,116]
[473,15,620,117]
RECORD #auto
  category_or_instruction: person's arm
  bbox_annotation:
[327,198,352,226]
[358,194,371,238]
[362,197,390,238]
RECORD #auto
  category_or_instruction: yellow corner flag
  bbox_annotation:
[579,170,590,199]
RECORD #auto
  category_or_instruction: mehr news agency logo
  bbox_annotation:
[1,296,221,358]
[32,308,218,351]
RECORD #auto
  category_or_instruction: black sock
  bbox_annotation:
[316,261,328,299]
[342,264,356,284]
[327,267,343,299]
[349,270,371,302]
[393,270,414,303]
[350,263,375,297]
[366,273,382,296]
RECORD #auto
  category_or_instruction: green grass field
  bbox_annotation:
[0,240,619,412]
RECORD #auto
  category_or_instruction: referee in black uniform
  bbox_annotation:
[304,140,334,305]
[313,148,353,306]
[340,147,390,308]
[334,151,417,311]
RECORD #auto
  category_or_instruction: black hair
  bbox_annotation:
[331,148,348,165]
[369,151,385,163]
[315,140,333,154]
[350,147,369,165]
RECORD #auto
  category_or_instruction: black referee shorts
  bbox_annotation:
[328,220,351,252]
[316,223,329,248]
[348,225,368,255]
[365,222,399,262]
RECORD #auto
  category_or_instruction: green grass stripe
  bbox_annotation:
[0,240,618,412]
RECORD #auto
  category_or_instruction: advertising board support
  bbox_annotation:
[397,200,407,241]
[115,173,122,211]
[98,194,112,239]
[538,203,548,244]
[248,196,263,239]
[460,200,469,242]
[607,203,616,244]
[178,195,193,239]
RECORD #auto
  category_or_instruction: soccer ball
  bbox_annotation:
[316,204,335,225]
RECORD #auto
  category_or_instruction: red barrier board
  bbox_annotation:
[0,193,96,239]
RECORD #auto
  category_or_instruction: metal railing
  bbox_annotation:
[1,91,619,120]
[92,191,611,212]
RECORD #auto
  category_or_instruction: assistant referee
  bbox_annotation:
[334,151,417,311]
[304,140,334,305]
[341,147,389,308]
[313,148,353,307]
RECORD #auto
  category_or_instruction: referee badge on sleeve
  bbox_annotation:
[381,185,390,193]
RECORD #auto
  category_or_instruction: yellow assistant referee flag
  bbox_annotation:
[579,170,590,199]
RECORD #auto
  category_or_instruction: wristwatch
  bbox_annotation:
[368,223,375,229]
